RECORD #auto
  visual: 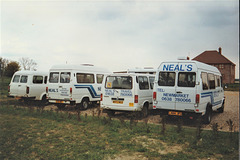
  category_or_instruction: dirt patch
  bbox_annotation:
[133,136,184,155]
[203,91,239,132]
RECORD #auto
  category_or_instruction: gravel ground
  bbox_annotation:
[46,91,239,132]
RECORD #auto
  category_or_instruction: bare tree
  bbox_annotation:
[19,57,37,71]
[0,57,9,77]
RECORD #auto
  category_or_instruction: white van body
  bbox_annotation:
[153,60,225,124]
[8,71,48,101]
[47,64,111,109]
[101,73,155,116]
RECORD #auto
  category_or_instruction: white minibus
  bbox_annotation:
[153,59,225,124]
[101,73,155,117]
[8,71,48,102]
[46,64,110,109]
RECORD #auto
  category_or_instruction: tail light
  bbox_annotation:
[196,94,200,104]
[26,87,29,94]
[8,85,10,93]
[153,92,156,101]
[100,94,103,101]
[134,95,138,103]
[70,87,72,95]
[46,87,48,93]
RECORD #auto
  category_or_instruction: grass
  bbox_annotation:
[0,76,239,159]
[0,105,239,160]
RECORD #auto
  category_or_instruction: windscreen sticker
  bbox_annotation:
[107,82,112,88]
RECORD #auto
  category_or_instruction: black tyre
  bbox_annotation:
[203,106,212,124]
[41,95,48,106]
[81,98,89,109]
[218,102,224,113]
[141,104,149,118]
[57,104,65,110]
[107,110,115,117]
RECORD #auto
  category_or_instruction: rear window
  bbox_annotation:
[138,76,149,90]
[77,73,94,83]
[33,76,43,84]
[60,72,71,83]
[158,72,175,86]
[105,76,132,89]
[20,75,28,83]
[49,72,59,83]
[178,72,196,87]
[12,75,20,83]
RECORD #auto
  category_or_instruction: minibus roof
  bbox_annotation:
[50,64,111,73]
[158,60,220,74]
[107,73,155,77]
[14,70,48,75]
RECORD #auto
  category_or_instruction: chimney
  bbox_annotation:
[218,47,222,55]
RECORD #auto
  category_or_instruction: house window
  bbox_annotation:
[219,64,224,69]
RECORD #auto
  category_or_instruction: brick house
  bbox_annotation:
[192,47,235,84]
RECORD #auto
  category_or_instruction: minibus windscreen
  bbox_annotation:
[178,72,196,87]
[105,76,132,89]
[60,72,71,83]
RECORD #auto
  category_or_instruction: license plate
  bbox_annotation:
[168,111,182,116]
[56,100,64,103]
[113,100,123,104]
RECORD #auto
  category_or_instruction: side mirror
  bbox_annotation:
[196,82,200,85]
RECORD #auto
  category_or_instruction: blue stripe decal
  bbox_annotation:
[200,91,222,106]
[74,85,100,98]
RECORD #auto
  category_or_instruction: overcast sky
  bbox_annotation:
[1,0,239,78]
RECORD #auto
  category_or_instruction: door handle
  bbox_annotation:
[176,91,182,94]
[18,85,21,87]
[59,86,62,88]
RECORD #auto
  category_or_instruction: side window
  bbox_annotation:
[12,75,20,83]
[217,76,220,87]
[149,76,155,89]
[201,72,209,90]
[220,76,223,87]
[49,72,59,83]
[138,76,149,90]
[158,72,175,86]
[77,73,94,83]
[33,76,43,84]
[97,74,104,84]
[208,73,215,89]
[178,72,196,87]
[60,72,71,83]
[20,75,28,83]
[215,75,221,87]
[44,76,48,84]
